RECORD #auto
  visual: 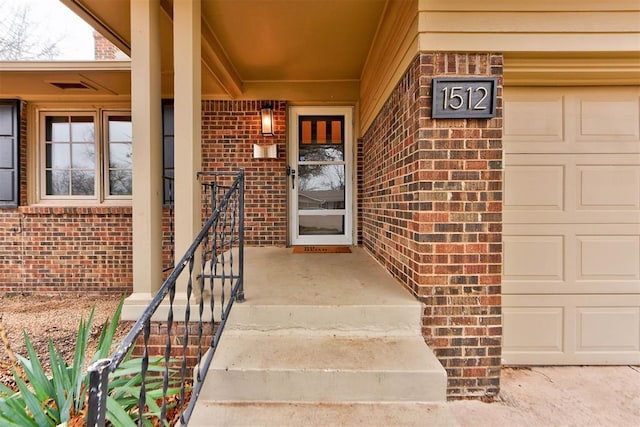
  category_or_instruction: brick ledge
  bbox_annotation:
[18,206,132,215]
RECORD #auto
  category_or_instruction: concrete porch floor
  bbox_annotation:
[240,246,418,307]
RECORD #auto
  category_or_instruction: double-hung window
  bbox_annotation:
[40,110,132,203]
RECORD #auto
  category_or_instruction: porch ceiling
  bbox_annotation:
[0,0,387,101]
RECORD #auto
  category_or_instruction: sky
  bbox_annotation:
[0,0,94,60]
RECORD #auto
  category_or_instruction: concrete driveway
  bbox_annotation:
[449,366,640,426]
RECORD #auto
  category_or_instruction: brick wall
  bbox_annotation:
[162,207,174,275]
[0,207,133,294]
[201,100,287,246]
[93,31,117,60]
[131,321,216,373]
[360,52,503,399]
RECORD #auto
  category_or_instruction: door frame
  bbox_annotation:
[288,106,354,246]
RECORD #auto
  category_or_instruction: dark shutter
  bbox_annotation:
[0,100,19,208]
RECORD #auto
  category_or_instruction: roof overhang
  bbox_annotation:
[0,61,131,100]
[53,0,386,101]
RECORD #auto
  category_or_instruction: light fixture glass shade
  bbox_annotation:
[261,106,274,136]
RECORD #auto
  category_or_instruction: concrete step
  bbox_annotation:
[225,302,423,336]
[200,334,447,403]
[188,401,458,427]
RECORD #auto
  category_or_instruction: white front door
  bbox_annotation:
[288,106,353,245]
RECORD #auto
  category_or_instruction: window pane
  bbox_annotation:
[46,143,71,169]
[109,169,132,195]
[298,165,345,210]
[46,116,70,142]
[71,143,95,169]
[298,165,345,192]
[162,102,174,204]
[71,170,95,195]
[299,215,344,235]
[299,145,344,162]
[109,142,132,168]
[70,117,94,142]
[108,116,132,142]
[46,170,69,195]
[163,136,174,169]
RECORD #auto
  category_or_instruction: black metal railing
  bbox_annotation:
[87,170,245,426]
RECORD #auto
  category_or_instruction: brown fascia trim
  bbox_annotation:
[0,61,131,72]
[60,0,131,56]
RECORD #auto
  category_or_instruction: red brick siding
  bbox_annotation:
[360,53,503,399]
[162,206,174,274]
[93,31,117,60]
[201,100,287,246]
[0,212,23,289]
[356,137,364,245]
[0,102,30,289]
[131,321,216,373]
[0,207,133,294]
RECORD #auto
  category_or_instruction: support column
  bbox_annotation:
[125,0,163,319]
[173,0,202,293]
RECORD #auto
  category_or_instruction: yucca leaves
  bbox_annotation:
[0,297,185,426]
[0,389,41,427]
[48,341,73,422]
[106,395,138,427]
[71,311,93,415]
[91,298,122,363]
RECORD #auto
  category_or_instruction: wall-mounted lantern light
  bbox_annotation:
[261,105,274,136]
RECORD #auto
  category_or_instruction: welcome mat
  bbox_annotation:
[292,245,352,254]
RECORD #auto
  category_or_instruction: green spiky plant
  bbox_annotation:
[0,298,183,427]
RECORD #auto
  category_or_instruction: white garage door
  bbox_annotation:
[503,86,640,365]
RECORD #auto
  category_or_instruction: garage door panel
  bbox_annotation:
[577,98,640,141]
[504,94,564,143]
[576,307,640,353]
[503,306,564,353]
[504,224,640,295]
[577,235,640,281]
[578,165,640,210]
[504,234,564,281]
[503,295,640,365]
[504,165,565,211]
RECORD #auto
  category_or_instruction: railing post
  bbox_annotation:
[86,358,112,427]
[237,169,245,302]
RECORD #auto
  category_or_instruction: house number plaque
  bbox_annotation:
[431,78,497,119]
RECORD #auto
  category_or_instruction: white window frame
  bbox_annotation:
[35,107,132,205]
[102,111,133,201]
